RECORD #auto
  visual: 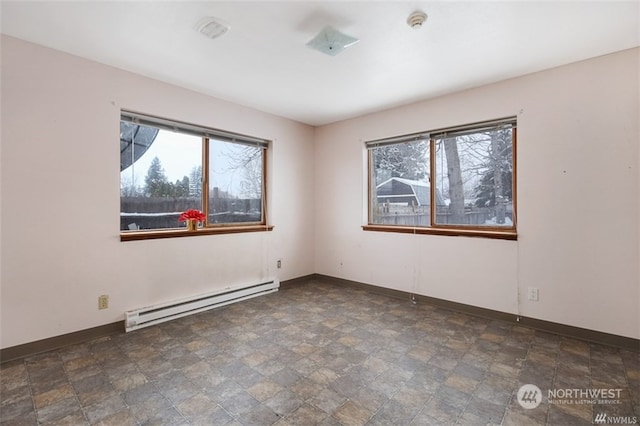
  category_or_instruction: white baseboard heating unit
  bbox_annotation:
[125,279,279,332]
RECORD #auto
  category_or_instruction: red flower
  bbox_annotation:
[178,209,206,222]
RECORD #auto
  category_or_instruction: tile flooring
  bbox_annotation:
[1,278,638,425]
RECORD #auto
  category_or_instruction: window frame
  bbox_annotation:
[364,117,517,240]
[120,111,272,241]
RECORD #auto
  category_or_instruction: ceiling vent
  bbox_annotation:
[195,17,230,40]
[306,26,359,56]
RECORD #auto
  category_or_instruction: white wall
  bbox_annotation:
[1,35,637,349]
[0,36,316,349]
[314,48,639,339]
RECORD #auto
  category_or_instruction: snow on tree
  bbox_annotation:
[372,140,429,185]
[188,166,203,197]
[144,157,169,197]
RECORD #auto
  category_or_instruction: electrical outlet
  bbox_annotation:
[277,259,282,269]
[98,295,109,310]
[527,287,539,302]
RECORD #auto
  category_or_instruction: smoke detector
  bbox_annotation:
[407,11,428,29]
[195,17,230,39]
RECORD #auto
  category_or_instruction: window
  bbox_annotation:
[366,117,516,239]
[120,111,270,240]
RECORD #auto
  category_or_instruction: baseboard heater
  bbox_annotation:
[125,279,279,332]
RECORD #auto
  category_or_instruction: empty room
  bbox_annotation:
[1,1,638,425]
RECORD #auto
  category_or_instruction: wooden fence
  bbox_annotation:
[120,196,262,230]
[373,205,512,226]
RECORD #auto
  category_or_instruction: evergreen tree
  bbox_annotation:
[189,166,202,196]
[372,140,429,184]
[174,176,190,197]
[474,130,513,207]
[144,157,169,197]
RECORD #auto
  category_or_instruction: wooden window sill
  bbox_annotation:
[362,224,517,241]
[121,225,274,242]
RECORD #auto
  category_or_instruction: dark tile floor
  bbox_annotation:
[1,279,638,425]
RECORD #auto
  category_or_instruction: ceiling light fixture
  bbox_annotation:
[307,26,359,56]
[195,17,230,40]
[407,11,428,29]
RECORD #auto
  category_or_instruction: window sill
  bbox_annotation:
[121,225,274,242]
[362,224,517,241]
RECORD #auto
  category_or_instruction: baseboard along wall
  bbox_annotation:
[313,274,640,352]
[1,274,637,363]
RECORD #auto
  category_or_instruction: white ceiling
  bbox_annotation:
[1,1,638,126]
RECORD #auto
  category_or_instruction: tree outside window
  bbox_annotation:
[120,112,268,236]
[367,118,516,238]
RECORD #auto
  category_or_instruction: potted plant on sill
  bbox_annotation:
[179,209,206,231]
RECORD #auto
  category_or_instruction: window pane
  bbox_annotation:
[120,125,202,231]
[208,140,263,225]
[369,140,433,227]
[433,128,513,227]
